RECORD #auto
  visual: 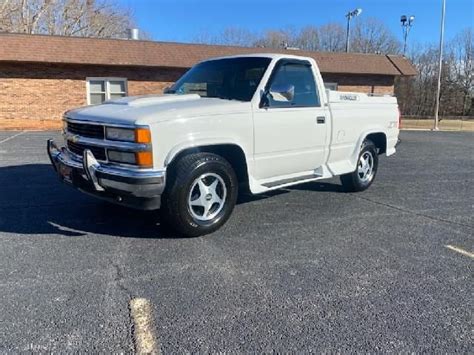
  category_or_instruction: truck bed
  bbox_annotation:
[325,90,400,175]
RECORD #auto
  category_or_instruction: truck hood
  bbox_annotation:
[65,94,251,125]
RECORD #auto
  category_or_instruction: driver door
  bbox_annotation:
[252,59,328,180]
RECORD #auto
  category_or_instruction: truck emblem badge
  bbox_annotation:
[340,94,358,101]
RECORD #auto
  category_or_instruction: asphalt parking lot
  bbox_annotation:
[0,130,472,352]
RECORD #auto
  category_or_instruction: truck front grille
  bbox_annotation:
[67,121,105,139]
[67,141,107,161]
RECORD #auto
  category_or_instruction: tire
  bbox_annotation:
[161,153,238,237]
[340,139,378,192]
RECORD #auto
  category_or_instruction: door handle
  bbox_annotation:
[316,116,326,124]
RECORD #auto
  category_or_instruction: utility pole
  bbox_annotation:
[345,8,362,52]
[401,15,415,55]
[434,0,446,131]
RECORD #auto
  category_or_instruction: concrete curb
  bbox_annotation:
[401,119,474,132]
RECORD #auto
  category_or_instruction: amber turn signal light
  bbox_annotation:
[136,151,153,168]
[135,128,152,144]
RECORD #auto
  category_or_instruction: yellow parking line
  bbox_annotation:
[445,245,474,259]
[129,298,160,354]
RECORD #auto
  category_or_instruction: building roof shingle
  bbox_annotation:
[0,33,417,76]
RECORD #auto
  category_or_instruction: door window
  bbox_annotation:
[267,62,320,108]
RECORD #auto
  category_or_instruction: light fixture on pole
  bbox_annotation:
[345,8,362,52]
[400,15,415,55]
[434,0,446,131]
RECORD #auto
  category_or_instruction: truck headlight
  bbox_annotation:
[106,127,135,142]
[106,127,152,144]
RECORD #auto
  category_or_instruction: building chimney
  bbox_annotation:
[128,28,139,40]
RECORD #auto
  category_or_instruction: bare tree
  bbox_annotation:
[396,43,439,116]
[396,28,474,118]
[194,23,345,51]
[293,25,319,51]
[0,0,135,38]
[218,27,256,47]
[351,17,401,54]
[446,28,473,115]
[253,24,345,52]
[193,19,398,54]
[317,23,345,52]
[253,28,296,49]
[193,26,257,47]
[192,29,215,45]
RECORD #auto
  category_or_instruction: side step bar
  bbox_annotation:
[262,169,323,189]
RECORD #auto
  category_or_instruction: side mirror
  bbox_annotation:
[269,84,295,102]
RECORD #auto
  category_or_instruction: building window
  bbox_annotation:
[324,82,338,91]
[86,78,127,105]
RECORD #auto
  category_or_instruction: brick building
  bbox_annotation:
[0,33,416,127]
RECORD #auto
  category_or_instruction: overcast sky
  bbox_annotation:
[118,0,473,46]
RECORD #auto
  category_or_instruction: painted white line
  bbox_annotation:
[0,131,26,144]
[445,245,474,259]
[129,298,160,354]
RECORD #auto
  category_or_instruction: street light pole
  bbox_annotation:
[401,15,415,56]
[346,14,351,52]
[345,8,362,53]
[434,0,446,131]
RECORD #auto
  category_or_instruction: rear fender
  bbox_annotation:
[349,130,388,167]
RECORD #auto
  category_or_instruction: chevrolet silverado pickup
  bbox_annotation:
[48,54,400,237]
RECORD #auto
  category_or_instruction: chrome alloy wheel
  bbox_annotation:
[358,151,375,183]
[188,173,227,222]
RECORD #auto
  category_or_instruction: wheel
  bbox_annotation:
[340,139,378,192]
[161,153,238,237]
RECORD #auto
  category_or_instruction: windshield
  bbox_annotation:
[167,57,272,102]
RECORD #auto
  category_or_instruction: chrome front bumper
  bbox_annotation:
[47,139,166,210]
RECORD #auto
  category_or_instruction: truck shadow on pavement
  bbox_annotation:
[0,164,342,239]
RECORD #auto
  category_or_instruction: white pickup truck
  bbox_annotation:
[48,54,400,236]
